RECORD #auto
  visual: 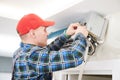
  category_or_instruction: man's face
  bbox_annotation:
[34,26,48,47]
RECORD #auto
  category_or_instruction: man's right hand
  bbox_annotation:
[66,23,80,36]
[66,23,88,37]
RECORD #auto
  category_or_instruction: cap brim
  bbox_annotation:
[43,21,55,27]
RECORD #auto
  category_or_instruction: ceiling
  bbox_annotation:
[0,0,83,20]
[0,0,120,57]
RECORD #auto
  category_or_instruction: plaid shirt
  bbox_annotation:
[13,33,87,80]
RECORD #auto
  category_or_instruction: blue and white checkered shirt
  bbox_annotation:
[13,33,87,80]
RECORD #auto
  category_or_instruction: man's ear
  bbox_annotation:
[29,29,36,38]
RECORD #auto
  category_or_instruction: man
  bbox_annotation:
[12,13,88,80]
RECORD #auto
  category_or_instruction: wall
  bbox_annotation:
[0,56,12,80]
[69,75,112,80]
[0,56,12,72]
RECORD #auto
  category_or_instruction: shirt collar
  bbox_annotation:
[20,42,35,52]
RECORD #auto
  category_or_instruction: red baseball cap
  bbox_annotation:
[16,13,55,35]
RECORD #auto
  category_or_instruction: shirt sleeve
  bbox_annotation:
[47,32,71,51]
[28,33,87,73]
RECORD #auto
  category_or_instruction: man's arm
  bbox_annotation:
[28,33,87,73]
[47,32,71,51]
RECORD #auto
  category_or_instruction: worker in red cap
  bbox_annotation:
[12,13,88,80]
